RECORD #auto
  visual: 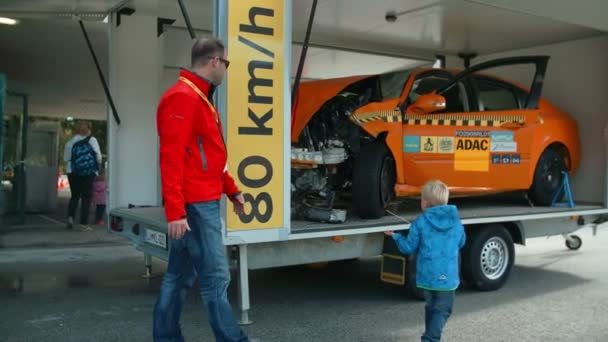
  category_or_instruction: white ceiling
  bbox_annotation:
[292,0,604,58]
[0,18,108,119]
[0,0,605,120]
[0,0,123,14]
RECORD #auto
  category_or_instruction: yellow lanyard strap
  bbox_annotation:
[179,76,220,124]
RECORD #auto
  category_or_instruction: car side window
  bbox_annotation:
[473,78,520,111]
[407,74,468,113]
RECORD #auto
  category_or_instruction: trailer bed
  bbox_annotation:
[111,193,605,235]
[291,193,605,234]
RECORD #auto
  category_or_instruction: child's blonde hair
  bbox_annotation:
[421,179,449,206]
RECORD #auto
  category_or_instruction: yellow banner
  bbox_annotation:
[226,0,285,230]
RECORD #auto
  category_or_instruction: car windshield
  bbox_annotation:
[379,70,413,100]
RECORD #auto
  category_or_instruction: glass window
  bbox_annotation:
[379,71,411,100]
[407,74,467,113]
[475,78,519,111]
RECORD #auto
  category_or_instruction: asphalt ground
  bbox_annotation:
[1,225,607,342]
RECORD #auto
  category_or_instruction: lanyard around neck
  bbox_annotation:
[179,76,219,124]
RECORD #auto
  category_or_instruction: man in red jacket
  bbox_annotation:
[153,38,249,342]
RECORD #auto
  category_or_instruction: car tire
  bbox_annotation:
[528,148,567,206]
[352,141,396,219]
[461,224,515,291]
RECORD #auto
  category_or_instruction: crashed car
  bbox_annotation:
[290,56,580,221]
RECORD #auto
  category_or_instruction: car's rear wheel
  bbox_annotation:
[352,141,396,219]
[528,148,567,206]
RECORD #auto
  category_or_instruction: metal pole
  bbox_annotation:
[237,244,253,325]
[291,0,317,111]
[79,20,121,126]
[21,95,28,223]
[143,253,153,279]
[0,75,5,194]
[177,0,196,39]
[6,92,29,223]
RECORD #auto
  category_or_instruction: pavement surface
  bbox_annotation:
[1,223,608,341]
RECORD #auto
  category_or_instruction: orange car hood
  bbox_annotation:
[291,74,371,142]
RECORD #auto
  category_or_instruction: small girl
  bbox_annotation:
[92,169,108,225]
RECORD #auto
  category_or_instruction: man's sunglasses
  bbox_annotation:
[210,56,230,68]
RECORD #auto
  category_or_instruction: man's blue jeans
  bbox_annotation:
[422,290,455,342]
[153,200,248,342]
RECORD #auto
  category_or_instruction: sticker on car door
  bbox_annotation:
[454,137,490,171]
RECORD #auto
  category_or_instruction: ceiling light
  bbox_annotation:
[0,17,18,25]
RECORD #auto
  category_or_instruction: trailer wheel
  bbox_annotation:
[405,255,425,301]
[565,235,582,250]
[462,224,514,291]
[352,141,396,219]
[529,148,567,206]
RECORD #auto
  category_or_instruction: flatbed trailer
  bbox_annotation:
[110,194,607,322]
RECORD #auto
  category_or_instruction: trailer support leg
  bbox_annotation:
[143,253,153,279]
[237,244,253,325]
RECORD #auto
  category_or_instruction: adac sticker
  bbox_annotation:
[404,136,420,153]
[454,137,490,171]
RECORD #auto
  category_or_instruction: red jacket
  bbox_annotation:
[157,69,240,222]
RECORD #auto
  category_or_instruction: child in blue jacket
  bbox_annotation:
[385,179,466,342]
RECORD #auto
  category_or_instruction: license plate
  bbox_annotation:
[144,229,167,249]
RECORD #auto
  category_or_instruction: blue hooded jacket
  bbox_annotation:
[392,204,466,291]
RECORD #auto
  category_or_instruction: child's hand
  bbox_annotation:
[384,231,395,237]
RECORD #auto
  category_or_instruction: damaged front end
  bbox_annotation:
[290,71,409,223]
[291,92,371,223]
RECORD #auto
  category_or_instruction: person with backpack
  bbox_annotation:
[63,120,102,230]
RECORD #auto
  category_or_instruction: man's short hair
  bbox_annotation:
[421,179,449,206]
[191,38,225,67]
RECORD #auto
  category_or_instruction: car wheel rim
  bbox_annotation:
[480,237,509,280]
[540,157,563,192]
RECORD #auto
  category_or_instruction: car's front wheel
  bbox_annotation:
[528,148,567,206]
[352,141,396,219]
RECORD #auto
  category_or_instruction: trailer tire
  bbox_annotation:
[462,224,514,291]
[565,235,582,250]
[352,141,396,219]
[529,148,567,206]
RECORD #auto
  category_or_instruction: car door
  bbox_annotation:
[401,70,472,187]
[466,75,538,190]
[403,56,548,191]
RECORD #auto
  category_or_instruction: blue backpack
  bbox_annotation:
[71,136,98,176]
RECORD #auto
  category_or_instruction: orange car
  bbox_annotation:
[291,56,580,219]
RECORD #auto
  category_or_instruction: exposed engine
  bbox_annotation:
[291,86,377,223]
